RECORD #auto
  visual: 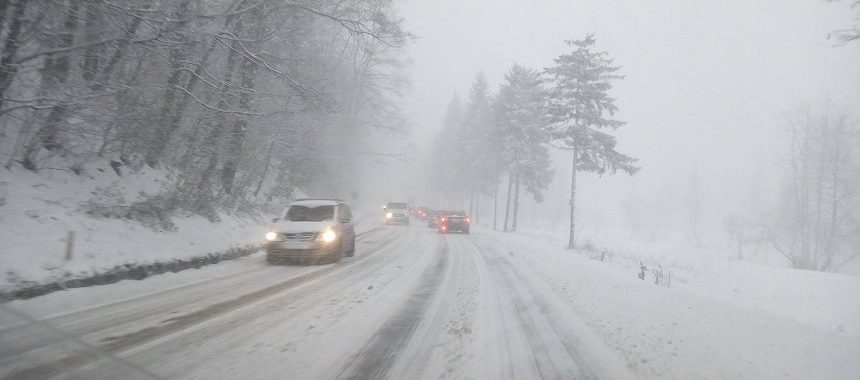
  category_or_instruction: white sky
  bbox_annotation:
[394,0,860,238]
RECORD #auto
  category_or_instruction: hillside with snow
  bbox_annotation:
[0,164,265,293]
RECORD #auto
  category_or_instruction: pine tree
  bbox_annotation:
[430,93,465,203]
[462,73,496,213]
[545,34,639,248]
[495,64,553,231]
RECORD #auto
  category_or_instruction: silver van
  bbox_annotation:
[265,199,356,264]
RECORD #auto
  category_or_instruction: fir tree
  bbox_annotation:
[545,34,639,248]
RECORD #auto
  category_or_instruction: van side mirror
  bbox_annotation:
[271,217,279,223]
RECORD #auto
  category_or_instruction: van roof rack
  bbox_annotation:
[293,198,345,203]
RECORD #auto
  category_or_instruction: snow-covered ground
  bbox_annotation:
[480,229,860,378]
[0,166,267,291]
[0,166,380,293]
[1,224,857,379]
[514,227,860,339]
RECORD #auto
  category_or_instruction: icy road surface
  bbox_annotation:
[1,225,859,379]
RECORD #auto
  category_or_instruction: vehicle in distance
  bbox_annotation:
[265,199,355,264]
[428,209,445,228]
[439,210,470,234]
[385,201,410,225]
[413,206,430,220]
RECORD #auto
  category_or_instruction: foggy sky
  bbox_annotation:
[393,0,860,240]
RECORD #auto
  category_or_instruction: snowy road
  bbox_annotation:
[0,225,630,380]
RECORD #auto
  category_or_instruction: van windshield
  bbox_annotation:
[286,205,334,222]
[387,202,408,209]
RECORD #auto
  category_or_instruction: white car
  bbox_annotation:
[265,199,356,264]
[384,201,410,225]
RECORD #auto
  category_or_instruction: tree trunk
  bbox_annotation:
[0,0,26,112]
[511,173,520,232]
[254,141,275,197]
[145,57,184,167]
[475,190,480,225]
[199,34,240,196]
[468,187,474,217]
[81,0,102,82]
[568,147,578,249]
[96,16,142,87]
[221,50,257,194]
[503,173,513,232]
[493,170,499,230]
[20,0,80,170]
[824,123,842,271]
[689,165,703,247]
[144,0,192,167]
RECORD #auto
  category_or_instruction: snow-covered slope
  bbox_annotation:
[513,227,860,339]
[0,165,265,292]
[476,228,860,378]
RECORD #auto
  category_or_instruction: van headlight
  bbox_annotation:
[265,231,280,241]
[318,229,337,243]
[386,212,393,219]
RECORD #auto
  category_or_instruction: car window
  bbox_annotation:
[387,202,408,209]
[340,204,352,220]
[285,205,334,222]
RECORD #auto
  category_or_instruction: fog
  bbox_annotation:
[3,1,860,375]
[359,0,860,253]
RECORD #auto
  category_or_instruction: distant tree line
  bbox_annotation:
[722,1,860,272]
[724,104,860,272]
[428,35,638,247]
[0,0,411,219]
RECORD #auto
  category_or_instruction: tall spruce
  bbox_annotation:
[544,34,639,248]
[495,64,552,232]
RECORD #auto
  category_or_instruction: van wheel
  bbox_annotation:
[345,237,355,257]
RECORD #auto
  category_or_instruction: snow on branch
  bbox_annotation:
[176,86,261,116]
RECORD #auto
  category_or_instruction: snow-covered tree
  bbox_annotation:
[0,0,411,219]
[773,104,860,271]
[462,73,495,216]
[428,74,498,214]
[544,34,639,248]
[429,93,465,204]
[494,64,552,232]
[687,164,703,247]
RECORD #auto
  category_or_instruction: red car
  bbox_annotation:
[428,210,446,228]
[414,207,430,220]
[438,210,470,234]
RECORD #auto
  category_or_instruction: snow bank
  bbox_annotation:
[0,165,266,292]
[478,228,860,378]
[513,227,860,338]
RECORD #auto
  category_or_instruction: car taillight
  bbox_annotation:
[441,217,447,222]
[465,217,470,223]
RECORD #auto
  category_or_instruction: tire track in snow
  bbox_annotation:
[1,226,397,380]
[336,234,449,380]
[424,234,481,379]
[0,226,390,360]
[383,231,481,380]
[467,234,575,379]
[467,232,632,380]
[117,226,430,379]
